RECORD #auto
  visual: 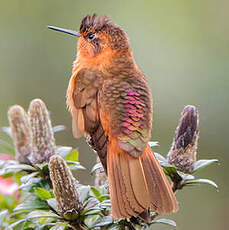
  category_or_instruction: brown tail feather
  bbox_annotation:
[140,145,178,213]
[108,140,178,219]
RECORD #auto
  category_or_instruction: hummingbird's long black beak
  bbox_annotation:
[47,26,81,37]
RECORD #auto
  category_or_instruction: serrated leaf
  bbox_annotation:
[91,162,103,174]
[53,125,66,133]
[56,146,72,159]
[0,210,8,226]
[153,218,176,227]
[27,210,58,219]
[14,195,49,211]
[193,159,219,173]
[94,216,113,227]
[65,149,78,162]
[34,187,52,200]
[185,178,218,189]
[148,141,159,147]
[47,198,57,212]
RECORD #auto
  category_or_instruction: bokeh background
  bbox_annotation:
[0,0,228,229]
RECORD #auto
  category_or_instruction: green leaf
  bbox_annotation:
[47,198,57,212]
[34,187,52,200]
[35,223,56,229]
[19,177,42,191]
[20,176,49,192]
[83,197,99,210]
[154,152,169,167]
[65,149,78,162]
[99,194,110,202]
[84,215,100,229]
[94,216,113,227]
[99,200,111,209]
[185,178,218,189]
[50,222,68,230]
[193,159,219,173]
[91,187,101,199]
[53,125,66,133]
[163,165,178,175]
[107,225,119,230]
[56,146,72,159]
[177,172,194,181]
[153,218,176,227]
[91,162,103,174]
[0,163,35,176]
[63,209,79,220]
[36,162,49,172]
[14,195,49,211]
[83,208,102,216]
[0,210,8,226]
[8,219,27,228]
[0,194,14,210]
[20,172,39,184]
[148,141,159,147]
[78,185,91,202]
[26,210,59,219]
[66,161,85,170]
[21,220,32,229]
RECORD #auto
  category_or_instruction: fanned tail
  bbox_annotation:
[108,139,178,219]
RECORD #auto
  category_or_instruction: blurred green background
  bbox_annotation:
[0,0,228,229]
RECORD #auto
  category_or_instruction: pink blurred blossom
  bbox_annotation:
[0,154,19,196]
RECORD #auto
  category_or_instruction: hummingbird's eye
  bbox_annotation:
[88,33,95,40]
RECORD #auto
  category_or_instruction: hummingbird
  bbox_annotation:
[48,14,178,219]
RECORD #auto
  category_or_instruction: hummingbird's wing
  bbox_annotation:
[67,68,103,137]
[67,68,108,170]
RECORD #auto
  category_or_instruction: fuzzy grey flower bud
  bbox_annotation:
[167,105,199,173]
[49,155,82,217]
[28,99,55,164]
[8,105,32,164]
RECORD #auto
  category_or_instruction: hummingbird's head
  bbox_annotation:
[78,14,131,58]
[48,14,131,60]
